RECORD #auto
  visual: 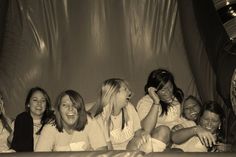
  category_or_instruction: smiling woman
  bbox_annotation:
[35,90,108,152]
[10,87,54,152]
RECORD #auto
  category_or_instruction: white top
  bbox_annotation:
[97,103,141,150]
[136,95,181,129]
[171,117,208,152]
[0,121,10,152]
[35,116,107,151]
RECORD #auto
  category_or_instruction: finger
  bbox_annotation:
[208,134,216,146]
[202,136,209,147]
[206,136,212,147]
[199,136,205,146]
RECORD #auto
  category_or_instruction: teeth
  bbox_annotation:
[190,112,198,115]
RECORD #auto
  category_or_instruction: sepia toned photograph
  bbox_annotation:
[0,0,236,156]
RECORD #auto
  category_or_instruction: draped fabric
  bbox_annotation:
[0,0,214,119]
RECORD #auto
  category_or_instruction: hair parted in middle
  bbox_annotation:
[54,90,88,132]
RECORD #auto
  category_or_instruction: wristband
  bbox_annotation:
[193,126,198,135]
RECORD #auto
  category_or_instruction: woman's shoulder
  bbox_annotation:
[126,103,137,112]
[42,123,58,133]
[15,112,31,121]
[136,95,153,109]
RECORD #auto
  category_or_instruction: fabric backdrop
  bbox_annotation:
[0,0,217,118]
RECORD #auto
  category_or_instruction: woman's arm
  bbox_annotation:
[171,126,197,144]
[140,87,160,133]
[172,125,216,147]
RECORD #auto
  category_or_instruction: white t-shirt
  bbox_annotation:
[35,116,107,151]
[136,95,181,129]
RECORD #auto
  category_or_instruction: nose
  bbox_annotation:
[68,105,74,111]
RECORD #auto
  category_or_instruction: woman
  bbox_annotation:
[171,95,202,133]
[171,101,227,152]
[35,90,107,151]
[90,78,153,151]
[137,69,184,132]
[0,91,12,152]
[11,87,54,152]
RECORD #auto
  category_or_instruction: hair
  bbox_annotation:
[199,101,225,143]
[0,91,12,133]
[54,90,88,132]
[144,69,184,115]
[25,87,54,134]
[92,78,130,130]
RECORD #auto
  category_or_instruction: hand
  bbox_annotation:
[136,133,152,153]
[148,87,160,105]
[195,125,216,147]
[215,142,232,152]
[172,124,184,133]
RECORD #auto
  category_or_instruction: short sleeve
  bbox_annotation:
[136,95,153,121]
[35,124,56,152]
[85,116,107,150]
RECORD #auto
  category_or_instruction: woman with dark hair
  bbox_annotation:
[171,101,228,152]
[136,69,183,151]
[10,87,54,152]
[137,69,184,131]
[0,91,12,152]
[35,90,107,151]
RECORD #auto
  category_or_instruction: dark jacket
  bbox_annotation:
[11,112,34,152]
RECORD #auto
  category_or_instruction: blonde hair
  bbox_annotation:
[92,78,130,131]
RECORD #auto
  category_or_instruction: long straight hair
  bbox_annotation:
[145,69,184,116]
[0,91,12,133]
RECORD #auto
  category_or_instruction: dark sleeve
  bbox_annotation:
[11,112,34,152]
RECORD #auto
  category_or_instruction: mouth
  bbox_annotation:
[190,112,199,117]
[35,107,43,111]
[126,97,131,101]
[66,113,76,119]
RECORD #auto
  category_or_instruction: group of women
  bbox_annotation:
[0,68,232,153]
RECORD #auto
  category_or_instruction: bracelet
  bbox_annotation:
[193,126,198,135]
[153,102,160,106]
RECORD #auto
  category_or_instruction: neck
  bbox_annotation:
[30,112,42,121]
[112,107,122,116]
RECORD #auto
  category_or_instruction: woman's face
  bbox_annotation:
[115,83,132,109]
[183,99,201,121]
[157,81,174,103]
[29,91,47,118]
[60,95,78,128]
[199,110,221,133]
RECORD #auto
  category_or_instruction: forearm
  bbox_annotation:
[171,126,197,144]
[141,104,159,133]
